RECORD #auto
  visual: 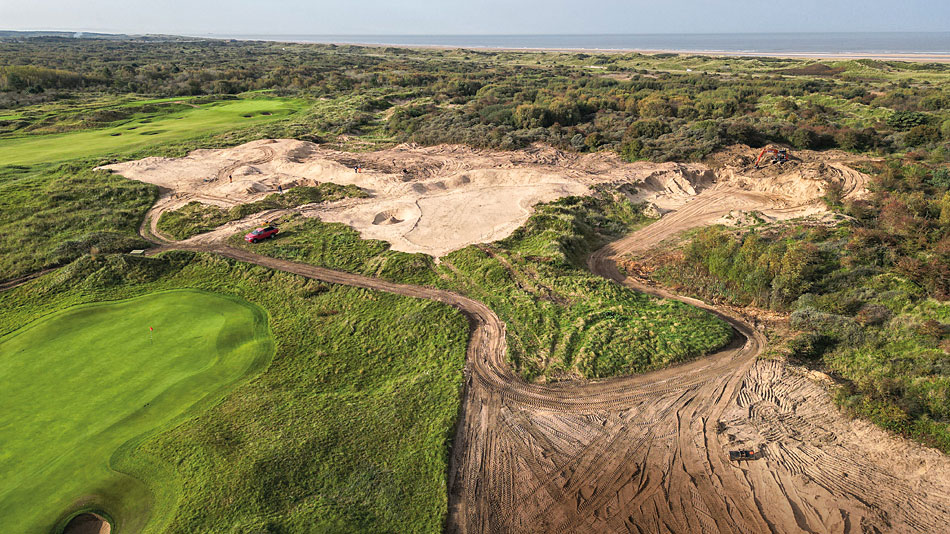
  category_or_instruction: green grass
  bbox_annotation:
[0,289,274,534]
[230,193,734,382]
[157,184,368,240]
[0,97,304,166]
[0,251,468,533]
[0,164,155,281]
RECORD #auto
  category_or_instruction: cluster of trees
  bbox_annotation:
[0,65,86,93]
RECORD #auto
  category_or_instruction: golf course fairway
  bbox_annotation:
[0,289,273,534]
[0,97,304,167]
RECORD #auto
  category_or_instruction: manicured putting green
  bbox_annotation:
[0,289,273,534]
[0,97,304,167]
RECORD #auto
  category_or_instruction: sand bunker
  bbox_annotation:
[103,140,869,256]
[62,513,110,534]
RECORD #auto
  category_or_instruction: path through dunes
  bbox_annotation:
[443,181,950,533]
[118,148,950,533]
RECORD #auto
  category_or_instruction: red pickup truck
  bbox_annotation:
[244,226,279,243]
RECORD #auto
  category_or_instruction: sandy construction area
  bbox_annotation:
[106,139,950,533]
[103,140,864,256]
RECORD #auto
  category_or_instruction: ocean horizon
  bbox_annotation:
[197,32,950,55]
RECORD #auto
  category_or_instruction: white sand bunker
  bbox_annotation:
[103,139,867,256]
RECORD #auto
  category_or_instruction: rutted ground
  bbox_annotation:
[104,142,950,533]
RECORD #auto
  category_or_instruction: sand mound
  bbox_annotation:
[62,513,110,534]
[103,140,870,256]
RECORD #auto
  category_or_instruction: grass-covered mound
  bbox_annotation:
[230,193,733,382]
[0,164,155,282]
[0,290,273,534]
[157,183,367,240]
[0,251,468,533]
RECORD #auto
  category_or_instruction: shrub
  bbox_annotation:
[788,331,835,361]
[888,111,929,131]
[927,168,950,190]
[626,119,671,139]
[789,127,819,150]
[904,125,941,147]
[835,128,872,151]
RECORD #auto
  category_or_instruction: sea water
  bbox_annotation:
[204,32,950,54]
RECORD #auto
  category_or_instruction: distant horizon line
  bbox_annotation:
[4,29,950,37]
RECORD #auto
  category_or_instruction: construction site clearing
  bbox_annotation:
[102,140,865,256]
[97,139,950,534]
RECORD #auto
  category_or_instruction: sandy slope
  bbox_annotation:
[103,140,861,257]
[100,141,950,533]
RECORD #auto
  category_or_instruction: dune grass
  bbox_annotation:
[0,164,155,282]
[0,289,273,534]
[0,251,468,533]
[0,97,304,167]
[230,193,733,382]
[156,183,367,240]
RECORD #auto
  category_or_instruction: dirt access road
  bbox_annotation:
[114,147,950,533]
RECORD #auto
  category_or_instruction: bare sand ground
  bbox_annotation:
[114,141,950,533]
[103,140,861,256]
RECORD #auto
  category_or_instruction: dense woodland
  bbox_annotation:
[1,35,948,452]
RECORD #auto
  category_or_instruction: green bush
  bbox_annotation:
[789,127,819,149]
[904,125,941,147]
[887,110,930,131]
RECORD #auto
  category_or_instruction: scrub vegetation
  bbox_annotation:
[640,159,950,452]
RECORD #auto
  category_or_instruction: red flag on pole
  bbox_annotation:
[149,327,153,331]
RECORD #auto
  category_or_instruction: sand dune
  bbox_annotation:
[102,139,866,256]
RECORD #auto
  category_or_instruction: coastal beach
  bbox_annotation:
[208,32,950,62]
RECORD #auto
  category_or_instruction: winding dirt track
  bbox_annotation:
[13,150,941,533]
[144,192,950,532]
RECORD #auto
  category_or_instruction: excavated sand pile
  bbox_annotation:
[102,140,868,256]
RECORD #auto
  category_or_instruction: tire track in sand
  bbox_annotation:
[35,155,947,533]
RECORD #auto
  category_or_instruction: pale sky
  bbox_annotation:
[2,0,949,35]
